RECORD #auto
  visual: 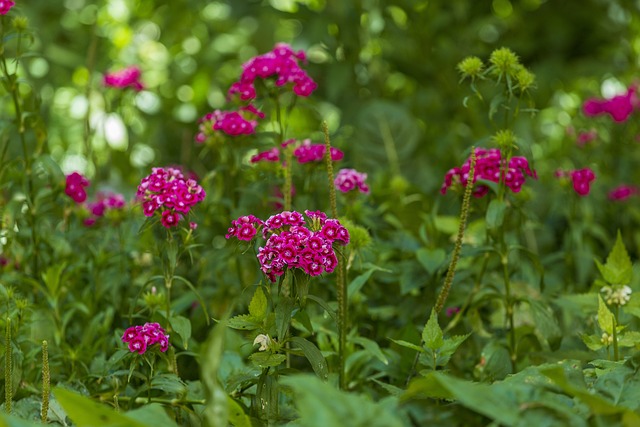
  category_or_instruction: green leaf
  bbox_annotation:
[422,309,443,350]
[352,336,389,365]
[597,294,615,335]
[438,333,471,366]
[227,397,251,427]
[53,387,178,427]
[226,314,261,331]
[389,338,424,353]
[169,315,192,350]
[618,331,640,347]
[275,296,294,340]
[248,286,267,322]
[41,263,66,298]
[416,248,446,275]
[485,199,506,231]
[527,297,561,348]
[581,333,604,351]
[201,312,230,427]
[289,336,329,380]
[283,375,404,427]
[249,352,287,368]
[597,231,633,285]
[150,373,187,395]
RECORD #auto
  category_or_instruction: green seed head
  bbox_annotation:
[457,56,484,80]
[492,129,517,150]
[489,47,520,77]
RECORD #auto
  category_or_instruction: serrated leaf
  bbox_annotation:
[248,287,267,322]
[597,231,633,285]
[581,333,604,351]
[618,331,640,347]
[249,352,287,368]
[440,334,471,359]
[226,314,261,331]
[422,309,443,350]
[597,295,615,335]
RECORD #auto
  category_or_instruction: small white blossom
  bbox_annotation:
[601,285,632,306]
[601,332,614,346]
[253,334,272,351]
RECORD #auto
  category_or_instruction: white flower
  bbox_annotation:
[253,334,272,351]
[601,285,632,306]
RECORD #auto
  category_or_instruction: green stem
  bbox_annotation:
[322,122,346,389]
[41,340,50,423]
[5,318,11,414]
[502,253,516,366]
[612,305,619,362]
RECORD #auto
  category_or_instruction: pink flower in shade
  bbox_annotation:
[446,306,461,317]
[121,322,170,355]
[576,129,597,147]
[198,104,264,138]
[228,43,317,101]
[65,172,90,203]
[440,148,536,197]
[334,168,370,194]
[82,192,127,227]
[608,185,639,201]
[293,139,344,163]
[555,168,596,196]
[0,0,15,14]
[226,211,349,283]
[582,86,639,123]
[251,147,280,163]
[103,66,144,91]
[136,167,206,229]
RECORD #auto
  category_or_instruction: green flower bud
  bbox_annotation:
[515,67,536,92]
[457,56,484,80]
[489,47,520,77]
[491,129,517,150]
[12,16,28,32]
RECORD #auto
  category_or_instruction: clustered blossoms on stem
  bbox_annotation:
[441,148,536,197]
[226,210,349,283]
[121,322,170,355]
[195,106,265,141]
[608,184,639,201]
[251,147,280,164]
[84,192,126,226]
[576,129,598,147]
[136,167,206,228]
[65,172,90,203]
[293,139,344,163]
[0,0,15,15]
[601,285,632,306]
[582,85,639,123]
[554,168,596,196]
[103,66,144,91]
[228,43,317,100]
[334,168,370,194]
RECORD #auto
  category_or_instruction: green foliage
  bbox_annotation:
[596,231,633,286]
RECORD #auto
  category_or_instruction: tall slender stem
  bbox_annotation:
[4,317,12,414]
[41,340,50,423]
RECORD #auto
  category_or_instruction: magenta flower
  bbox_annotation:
[251,147,281,163]
[226,210,349,283]
[65,172,90,203]
[582,86,639,123]
[83,192,126,227]
[335,168,370,194]
[555,168,596,196]
[608,185,639,201]
[103,66,144,91]
[576,129,597,147]
[228,43,317,101]
[136,167,206,228]
[293,139,344,163]
[0,0,14,14]
[441,148,536,197]
[122,322,170,355]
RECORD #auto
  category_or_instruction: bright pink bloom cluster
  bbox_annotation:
[122,322,169,355]
[608,184,639,201]
[441,148,536,197]
[555,168,596,196]
[226,210,349,282]
[136,167,206,228]
[582,86,639,123]
[228,43,317,101]
[195,106,265,141]
[103,66,144,91]
[335,168,370,194]
[84,192,126,226]
[0,0,15,15]
[251,147,280,163]
[65,172,90,203]
[293,139,344,163]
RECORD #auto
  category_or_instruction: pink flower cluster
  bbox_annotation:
[226,210,349,282]
[122,322,169,355]
[251,147,280,163]
[0,0,15,15]
[293,139,344,163]
[136,167,206,228]
[582,86,639,123]
[608,184,638,201]
[555,168,596,196]
[334,168,370,194]
[103,66,144,91]
[84,192,126,226]
[228,43,317,101]
[441,148,536,198]
[195,105,265,141]
[65,172,90,203]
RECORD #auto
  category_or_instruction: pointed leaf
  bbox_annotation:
[597,295,615,335]
[289,336,329,380]
[598,231,633,285]
[485,199,506,231]
[249,352,287,368]
[422,309,443,350]
[353,336,389,365]
[169,315,192,350]
[248,287,267,322]
[389,338,424,353]
[416,248,446,275]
